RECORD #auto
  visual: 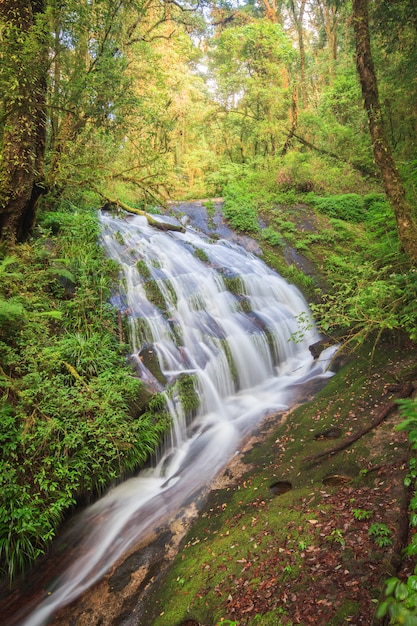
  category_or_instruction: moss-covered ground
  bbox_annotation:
[140,339,416,625]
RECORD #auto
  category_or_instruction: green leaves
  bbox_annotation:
[378,576,417,625]
[0,206,169,584]
[223,180,260,234]
[311,193,367,223]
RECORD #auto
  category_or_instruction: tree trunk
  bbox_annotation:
[288,0,307,108]
[0,0,48,243]
[352,0,417,264]
[281,85,299,155]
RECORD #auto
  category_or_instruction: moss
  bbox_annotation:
[223,275,244,296]
[136,259,151,279]
[220,339,238,387]
[326,600,360,625]
[142,337,417,626]
[164,278,178,308]
[259,246,288,277]
[176,373,200,414]
[113,230,125,245]
[238,296,252,313]
[130,316,151,348]
[143,279,166,310]
[194,247,209,263]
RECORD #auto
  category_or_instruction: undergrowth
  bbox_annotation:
[0,204,170,584]
[223,180,417,350]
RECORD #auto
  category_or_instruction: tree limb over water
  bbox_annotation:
[98,194,186,233]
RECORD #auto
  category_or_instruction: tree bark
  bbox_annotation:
[261,0,284,24]
[352,0,417,264]
[0,0,48,243]
[288,0,307,108]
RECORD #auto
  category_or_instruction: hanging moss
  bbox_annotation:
[143,279,166,310]
[220,339,238,387]
[188,293,206,311]
[236,294,252,313]
[164,373,200,426]
[162,278,178,309]
[113,231,125,245]
[130,317,152,348]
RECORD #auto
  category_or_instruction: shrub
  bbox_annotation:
[310,193,366,223]
[261,227,284,247]
[222,181,260,233]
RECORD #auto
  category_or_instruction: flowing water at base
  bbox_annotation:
[8,211,336,626]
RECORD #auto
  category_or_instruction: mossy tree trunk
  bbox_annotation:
[352,0,417,264]
[0,0,48,243]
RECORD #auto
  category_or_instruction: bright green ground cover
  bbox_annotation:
[0,203,171,583]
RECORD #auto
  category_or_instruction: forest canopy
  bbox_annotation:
[0,0,416,250]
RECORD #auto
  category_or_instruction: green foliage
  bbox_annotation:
[310,193,367,223]
[208,20,295,162]
[377,577,417,625]
[223,181,260,234]
[261,227,284,247]
[174,374,200,414]
[0,257,26,326]
[306,189,417,347]
[368,523,392,547]
[0,205,169,584]
[326,528,345,547]
[276,152,315,194]
[313,260,417,344]
[194,248,209,263]
[377,401,417,623]
[352,509,372,521]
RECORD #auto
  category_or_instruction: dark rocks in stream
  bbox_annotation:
[139,344,166,384]
[309,334,335,359]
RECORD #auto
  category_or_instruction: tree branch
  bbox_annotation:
[303,382,414,465]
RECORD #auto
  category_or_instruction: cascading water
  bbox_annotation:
[10,210,336,626]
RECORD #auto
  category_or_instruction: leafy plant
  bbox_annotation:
[310,194,367,223]
[261,227,284,247]
[0,205,170,584]
[352,509,372,521]
[326,528,345,547]
[377,399,417,624]
[223,181,260,234]
[368,523,392,547]
[377,576,417,625]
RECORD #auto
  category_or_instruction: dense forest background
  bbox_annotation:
[1,0,417,620]
[1,0,417,238]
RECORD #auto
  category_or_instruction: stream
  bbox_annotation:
[3,207,337,626]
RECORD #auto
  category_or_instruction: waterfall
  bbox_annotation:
[15,211,336,626]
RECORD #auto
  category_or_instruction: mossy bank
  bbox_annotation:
[139,338,416,625]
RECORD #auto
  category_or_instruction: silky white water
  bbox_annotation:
[18,211,336,626]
